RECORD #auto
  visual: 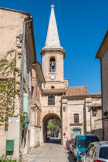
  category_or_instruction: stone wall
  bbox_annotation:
[102,49,108,112]
[0,126,7,157]
[104,119,108,140]
[0,9,28,159]
[62,99,85,144]
[41,51,64,89]
[0,8,36,159]
[30,64,42,148]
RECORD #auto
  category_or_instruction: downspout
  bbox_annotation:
[101,59,104,140]
[21,17,32,113]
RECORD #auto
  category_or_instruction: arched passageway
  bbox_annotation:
[43,113,61,144]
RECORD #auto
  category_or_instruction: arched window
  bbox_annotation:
[48,96,55,105]
[74,114,79,123]
[50,57,56,72]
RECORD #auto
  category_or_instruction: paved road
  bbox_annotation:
[22,138,75,162]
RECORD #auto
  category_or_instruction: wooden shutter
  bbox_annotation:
[23,93,28,113]
[74,114,79,123]
[6,140,14,151]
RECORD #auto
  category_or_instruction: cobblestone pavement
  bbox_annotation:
[22,138,75,162]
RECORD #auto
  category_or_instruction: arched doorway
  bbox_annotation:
[43,113,61,143]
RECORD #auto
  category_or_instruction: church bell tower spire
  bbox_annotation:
[40,4,65,89]
[44,4,62,49]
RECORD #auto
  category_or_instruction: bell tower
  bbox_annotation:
[40,4,65,89]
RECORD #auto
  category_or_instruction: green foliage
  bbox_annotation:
[0,155,17,162]
[0,50,21,127]
[47,119,60,135]
[20,112,28,123]
[103,111,108,119]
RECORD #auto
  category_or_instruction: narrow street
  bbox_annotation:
[22,138,75,162]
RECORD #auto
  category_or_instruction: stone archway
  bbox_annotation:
[42,113,61,143]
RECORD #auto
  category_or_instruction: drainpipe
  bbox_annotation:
[21,17,32,113]
[101,60,104,140]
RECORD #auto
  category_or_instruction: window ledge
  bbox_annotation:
[48,105,55,107]
[70,123,82,126]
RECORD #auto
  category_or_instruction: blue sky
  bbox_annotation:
[0,0,108,93]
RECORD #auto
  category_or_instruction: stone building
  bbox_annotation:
[0,8,38,160]
[96,30,108,140]
[30,62,45,148]
[0,4,103,161]
[40,4,103,145]
[62,88,102,144]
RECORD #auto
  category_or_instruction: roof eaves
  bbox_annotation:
[96,30,108,59]
[0,7,30,16]
[62,94,89,99]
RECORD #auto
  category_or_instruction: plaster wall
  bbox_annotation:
[67,100,84,140]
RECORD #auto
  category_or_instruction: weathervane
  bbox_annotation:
[52,0,53,5]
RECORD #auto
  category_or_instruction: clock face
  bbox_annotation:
[50,74,55,80]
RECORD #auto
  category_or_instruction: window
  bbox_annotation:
[92,108,97,117]
[51,86,55,89]
[74,114,79,123]
[86,144,94,155]
[50,57,56,72]
[48,96,55,105]
[88,146,94,157]
[99,147,108,159]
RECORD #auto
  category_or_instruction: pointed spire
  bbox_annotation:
[44,4,62,49]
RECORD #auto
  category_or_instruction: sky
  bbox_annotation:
[0,0,108,93]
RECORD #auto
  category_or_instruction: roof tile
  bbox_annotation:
[65,86,88,96]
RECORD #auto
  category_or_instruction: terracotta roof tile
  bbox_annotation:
[89,93,101,96]
[65,86,88,96]
[43,88,65,94]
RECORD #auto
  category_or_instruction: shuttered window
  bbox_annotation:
[92,108,97,117]
[48,96,55,105]
[6,140,14,151]
[74,114,79,123]
[23,93,28,113]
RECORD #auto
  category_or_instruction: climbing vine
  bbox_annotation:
[0,50,21,127]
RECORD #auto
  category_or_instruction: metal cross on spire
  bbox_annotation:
[52,0,54,5]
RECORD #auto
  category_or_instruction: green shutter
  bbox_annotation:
[23,93,28,113]
[6,140,14,151]
[29,71,31,92]
[23,57,26,80]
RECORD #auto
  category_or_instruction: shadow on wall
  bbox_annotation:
[86,128,103,141]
